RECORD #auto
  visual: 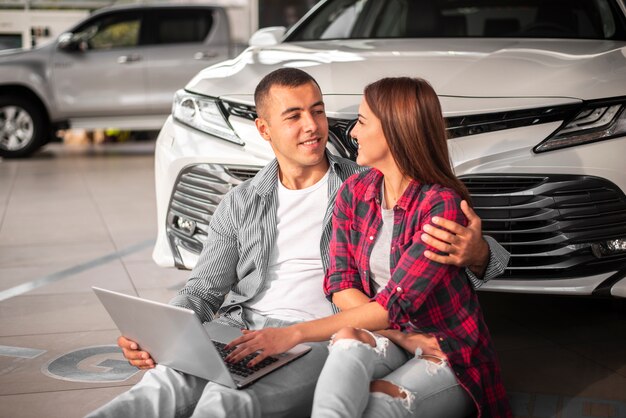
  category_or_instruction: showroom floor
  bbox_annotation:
[0,142,624,418]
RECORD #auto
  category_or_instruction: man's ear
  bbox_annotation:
[255,118,271,142]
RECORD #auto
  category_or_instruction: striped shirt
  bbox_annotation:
[170,152,361,326]
[170,153,510,328]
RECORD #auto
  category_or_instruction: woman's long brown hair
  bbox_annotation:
[363,77,472,204]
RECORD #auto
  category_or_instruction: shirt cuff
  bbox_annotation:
[169,294,216,323]
[324,272,363,299]
[465,235,510,289]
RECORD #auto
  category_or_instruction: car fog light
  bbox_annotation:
[591,238,626,258]
[175,216,197,237]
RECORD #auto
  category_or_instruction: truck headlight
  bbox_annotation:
[172,90,244,145]
[534,99,626,153]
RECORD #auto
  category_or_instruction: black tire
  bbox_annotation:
[0,95,49,158]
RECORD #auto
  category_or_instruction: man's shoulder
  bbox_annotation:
[328,154,365,181]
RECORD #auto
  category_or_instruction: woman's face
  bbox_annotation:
[351,98,392,169]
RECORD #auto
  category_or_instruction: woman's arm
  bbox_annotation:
[225,300,389,366]
[332,288,371,311]
[376,191,468,326]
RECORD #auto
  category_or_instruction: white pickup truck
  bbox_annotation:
[0,4,234,158]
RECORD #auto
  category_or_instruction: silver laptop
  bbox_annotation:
[92,287,311,389]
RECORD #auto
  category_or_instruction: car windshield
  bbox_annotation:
[286,0,626,41]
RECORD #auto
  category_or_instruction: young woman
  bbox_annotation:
[226,77,511,417]
[306,77,511,417]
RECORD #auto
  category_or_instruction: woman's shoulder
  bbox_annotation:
[420,182,463,203]
[416,183,466,224]
[341,167,378,190]
[415,183,465,216]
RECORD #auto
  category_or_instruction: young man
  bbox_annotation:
[88,68,508,418]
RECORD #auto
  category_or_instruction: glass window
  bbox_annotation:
[287,0,626,41]
[0,34,22,50]
[74,14,141,50]
[152,10,213,44]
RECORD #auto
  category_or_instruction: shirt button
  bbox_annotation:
[369,236,374,241]
[396,286,403,293]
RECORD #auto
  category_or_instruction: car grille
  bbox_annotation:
[166,164,262,263]
[464,174,626,279]
[167,167,626,278]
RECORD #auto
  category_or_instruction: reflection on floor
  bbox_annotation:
[0,143,624,417]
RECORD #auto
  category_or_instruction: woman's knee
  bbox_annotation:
[366,380,415,416]
[370,379,405,399]
[332,327,376,347]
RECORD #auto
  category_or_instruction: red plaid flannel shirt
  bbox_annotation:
[324,169,511,417]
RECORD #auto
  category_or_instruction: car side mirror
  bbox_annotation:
[249,26,286,47]
[57,32,87,52]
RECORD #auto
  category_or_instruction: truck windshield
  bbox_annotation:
[286,0,626,41]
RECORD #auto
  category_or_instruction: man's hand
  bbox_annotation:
[421,200,490,277]
[225,327,301,367]
[118,336,155,369]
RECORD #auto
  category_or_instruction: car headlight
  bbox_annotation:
[172,90,244,145]
[534,99,626,153]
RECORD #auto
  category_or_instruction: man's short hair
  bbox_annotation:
[254,68,321,119]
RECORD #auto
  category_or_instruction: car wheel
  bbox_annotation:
[0,96,48,158]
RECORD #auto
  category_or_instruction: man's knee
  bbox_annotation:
[332,327,376,347]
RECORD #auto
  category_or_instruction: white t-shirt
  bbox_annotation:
[370,182,394,294]
[245,170,334,321]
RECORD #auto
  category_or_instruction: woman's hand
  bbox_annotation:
[225,327,302,367]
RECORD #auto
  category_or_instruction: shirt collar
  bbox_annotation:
[251,150,341,197]
[363,168,422,210]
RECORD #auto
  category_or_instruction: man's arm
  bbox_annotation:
[119,191,242,368]
[169,190,241,321]
[421,200,510,286]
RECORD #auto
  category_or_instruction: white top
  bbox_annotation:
[245,169,334,321]
[369,205,394,295]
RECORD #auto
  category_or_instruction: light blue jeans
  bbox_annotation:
[311,330,475,418]
[86,312,328,418]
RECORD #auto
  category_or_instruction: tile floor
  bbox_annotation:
[0,142,624,418]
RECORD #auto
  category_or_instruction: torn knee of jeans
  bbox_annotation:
[370,380,415,412]
[328,329,388,356]
[413,348,449,376]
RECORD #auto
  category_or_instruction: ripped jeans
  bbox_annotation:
[311,329,475,418]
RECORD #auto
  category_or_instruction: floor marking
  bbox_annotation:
[0,239,153,302]
[0,345,46,359]
[42,345,139,383]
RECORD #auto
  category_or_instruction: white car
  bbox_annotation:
[154,0,626,298]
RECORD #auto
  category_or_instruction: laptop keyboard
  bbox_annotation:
[213,341,279,378]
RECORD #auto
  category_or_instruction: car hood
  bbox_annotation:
[187,38,626,106]
[0,43,53,63]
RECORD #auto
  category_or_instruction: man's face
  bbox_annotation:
[255,82,329,173]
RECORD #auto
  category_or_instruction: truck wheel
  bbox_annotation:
[0,96,48,158]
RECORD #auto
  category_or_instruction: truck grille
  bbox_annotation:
[167,167,626,278]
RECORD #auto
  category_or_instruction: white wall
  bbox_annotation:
[0,9,88,49]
